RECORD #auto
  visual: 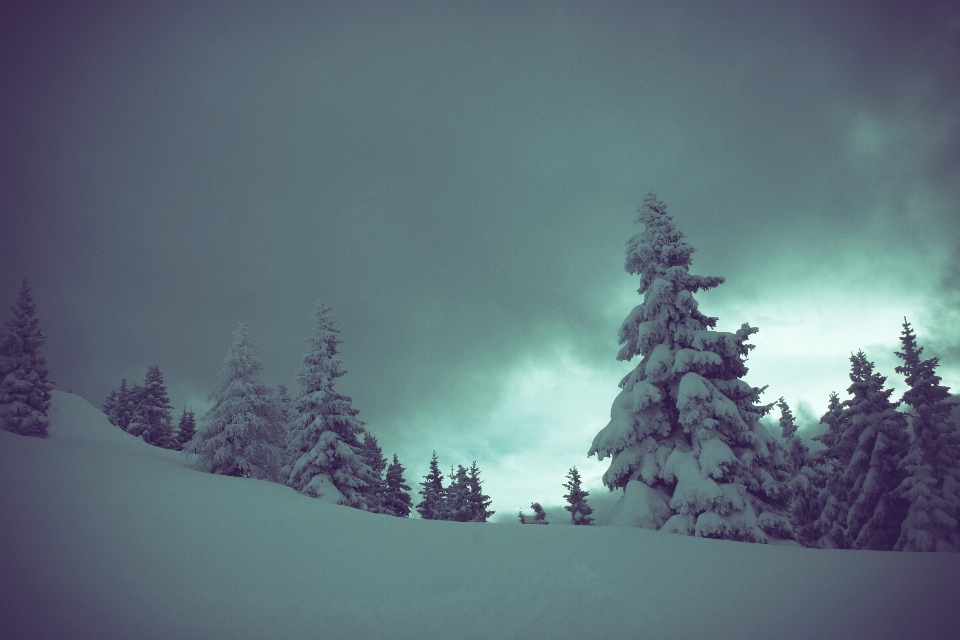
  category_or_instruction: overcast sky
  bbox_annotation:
[2,0,958,519]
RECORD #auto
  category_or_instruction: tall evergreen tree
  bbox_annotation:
[103,385,121,426]
[588,194,793,543]
[776,398,809,473]
[359,432,389,513]
[111,380,139,432]
[174,406,197,450]
[464,461,495,522]
[383,454,413,517]
[0,277,53,437]
[791,395,844,546]
[563,466,594,525]
[128,365,174,448]
[186,324,284,480]
[127,384,145,431]
[286,303,376,508]
[810,352,908,550]
[891,319,960,552]
[446,464,472,522]
[273,383,296,476]
[774,398,821,544]
[417,451,446,520]
[273,383,294,445]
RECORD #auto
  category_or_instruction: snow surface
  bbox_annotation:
[2,392,959,639]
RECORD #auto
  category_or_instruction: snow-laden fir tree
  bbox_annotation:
[519,502,549,524]
[417,451,446,520]
[127,365,174,448]
[793,393,843,545]
[776,398,809,473]
[273,383,293,453]
[0,277,53,437]
[588,194,794,543]
[563,466,594,525]
[273,384,297,478]
[446,464,472,521]
[105,379,138,432]
[174,407,197,451]
[382,454,413,517]
[286,303,376,508]
[810,352,908,550]
[775,398,820,544]
[359,432,389,513]
[891,319,960,552]
[186,324,284,480]
[464,461,495,522]
[439,461,496,523]
[103,384,122,426]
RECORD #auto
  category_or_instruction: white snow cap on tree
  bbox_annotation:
[590,194,794,543]
[185,323,283,480]
[286,303,376,508]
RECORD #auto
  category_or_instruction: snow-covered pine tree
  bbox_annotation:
[891,319,960,552]
[286,303,376,508]
[776,398,809,473]
[519,502,549,524]
[791,394,845,546]
[273,384,296,477]
[359,432,389,514]
[174,407,197,451]
[417,451,446,520]
[186,324,284,480]
[563,466,594,525]
[273,382,293,441]
[775,398,820,545]
[464,461,494,522]
[810,352,908,550]
[104,379,145,430]
[790,465,825,548]
[128,365,174,448]
[0,277,53,437]
[588,194,794,543]
[103,386,121,426]
[111,380,138,432]
[445,464,472,522]
[383,454,413,517]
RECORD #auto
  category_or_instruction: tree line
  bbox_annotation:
[4,193,958,548]
[98,305,496,521]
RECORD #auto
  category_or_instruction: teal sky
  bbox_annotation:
[2,1,958,517]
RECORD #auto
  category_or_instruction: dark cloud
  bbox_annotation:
[2,1,958,512]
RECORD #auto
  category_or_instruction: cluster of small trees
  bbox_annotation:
[181,305,414,517]
[590,193,959,551]
[0,278,53,438]
[416,452,495,522]
[102,367,195,449]
[98,305,413,516]
[519,467,595,525]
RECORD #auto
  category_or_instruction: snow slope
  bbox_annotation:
[1,392,958,640]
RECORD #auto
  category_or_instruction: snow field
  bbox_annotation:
[1,392,958,639]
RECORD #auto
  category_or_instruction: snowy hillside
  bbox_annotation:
[1,392,958,640]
